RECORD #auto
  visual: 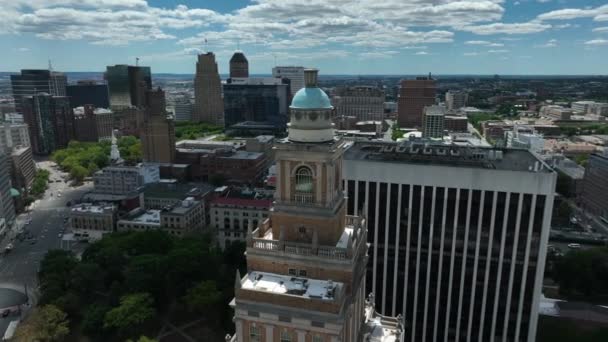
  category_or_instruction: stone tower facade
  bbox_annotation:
[141,88,175,164]
[230,51,249,78]
[193,52,224,126]
[229,69,404,342]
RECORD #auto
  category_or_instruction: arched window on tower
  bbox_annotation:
[294,166,314,204]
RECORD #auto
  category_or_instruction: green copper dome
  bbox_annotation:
[290,87,332,109]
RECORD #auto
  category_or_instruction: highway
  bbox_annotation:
[0,160,92,336]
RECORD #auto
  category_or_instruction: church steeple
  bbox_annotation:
[110,129,123,165]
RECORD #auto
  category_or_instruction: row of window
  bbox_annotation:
[249,326,324,342]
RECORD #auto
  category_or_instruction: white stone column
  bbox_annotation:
[265,325,274,342]
[316,163,322,204]
[235,320,243,342]
[297,330,306,342]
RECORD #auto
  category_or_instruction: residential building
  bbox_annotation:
[93,163,160,196]
[10,69,67,114]
[343,141,556,342]
[0,153,16,225]
[175,140,270,184]
[397,76,437,128]
[211,196,272,249]
[540,105,573,120]
[160,197,204,236]
[223,78,289,130]
[445,90,468,111]
[422,105,446,138]
[333,86,385,122]
[445,115,468,133]
[0,123,30,152]
[193,52,224,125]
[105,65,152,110]
[69,203,118,241]
[10,146,36,193]
[66,80,110,109]
[73,105,114,142]
[589,102,608,116]
[230,51,249,78]
[581,152,608,220]
[229,68,404,342]
[272,66,305,96]
[141,88,176,163]
[571,101,596,114]
[22,94,74,155]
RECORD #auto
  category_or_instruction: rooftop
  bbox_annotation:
[211,197,272,208]
[241,271,342,301]
[344,141,553,173]
[119,210,161,225]
[144,182,215,199]
[71,203,115,214]
[220,150,264,160]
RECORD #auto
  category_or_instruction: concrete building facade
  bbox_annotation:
[333,86,385,122]
[0,123,30,152]
[343,141,556,342]
[445,90,468,111]
[193,52,225,125]
[211,197,271,249]
[10,146,36,193]
[141,89,176,164]
[422,105,446,139]
[69,203,118,240]
[93,164,160,196]
[73,106,114,142]
[272,66,305,96]
[230,51,249,78]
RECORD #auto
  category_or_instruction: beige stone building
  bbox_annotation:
[69,203,117,240]
[160,197,204,236]
[333,86,385,122]
[193,52,224,125]
[211,197,272,249]
[229,69,404,342]
[141,88,176,163]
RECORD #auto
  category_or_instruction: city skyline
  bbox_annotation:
[1,1,607,75]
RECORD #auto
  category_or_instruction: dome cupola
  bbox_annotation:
[288,69,334,143]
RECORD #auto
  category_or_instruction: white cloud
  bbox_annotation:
[537,5,608,21]
[585,39,608,46]
[415,51,428,55]
[535,38,557,48]
[462,22,551,35]
[488,49,509,53]
[465,40,491,45]
[593,27,608,33]
[358,50,399,59]
[463,52,479,56]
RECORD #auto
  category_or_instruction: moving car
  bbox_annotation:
[567,243,581,249]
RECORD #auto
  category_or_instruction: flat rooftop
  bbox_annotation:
[71,203,115,214]
[220,150,264,160]
[344,141,552,173]
[119,210,160,225]
[242,271,341,301]
[144,182,215,199]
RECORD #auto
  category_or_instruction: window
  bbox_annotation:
[312,335,324,342]
[298,269,307,277]
[280,331,292,342]
[298,226,306,234]
[288,268,297,276]
[295,166,313,193]
[249,325,260,342]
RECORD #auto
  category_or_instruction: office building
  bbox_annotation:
[105,65,151,109]
[10,146,36,193]
[422,105,446,139]
[272,66,305,96]
[0,123,30,152]
[211,196,271,249]
[229,68,404,342]
[0,152,16,225]
[3,113,23,124]
[581,153,608,220]
[223,78,289,130]
[10,69,67,114]
[114,107,145,137]
[159,197,204,236]
[141,89,176,163]
[343,141,556,342]
[444,116,468,133]
[539,105,573,120]
[69,203,118,241]
[333,86,385,122]
[230,51,249,78]
[22,94,74,155]
[73,105,114,142]
[397,76,436,128]
[169,94,192,122]
[66,80,110,109]
[445,90,469,111]
[193,52,224,125]
[93,163,159,196]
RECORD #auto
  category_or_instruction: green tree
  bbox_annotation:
[14,305,70,342]
[38,250,79,304]
[554,247,608,302]
[556,201,573,222]
[70,164,89,182]
[81,303,111,337]
[127,336,157,342]
[104,293,156,332]
[182,280,222,313]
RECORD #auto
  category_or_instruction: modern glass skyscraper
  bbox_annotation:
[105,65,151,109]
[66,81,110,109]
[10,69,67,114]
[22,94,74,155]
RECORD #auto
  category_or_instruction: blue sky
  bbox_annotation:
[1,0,608,75]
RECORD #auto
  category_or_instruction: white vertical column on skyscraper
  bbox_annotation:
[411,186,425,342]
[421,186,437,342]
[514,195,537,342]
[433,187,449,342]
[477,191,498,342]
[444,188,461,342]
[381,184,392,311]
[466,191,486,342]
[455,189,473,341]
[502,194,525,341]
[372,183,380,297]
[402,185,413,318]
[391,184,403,317]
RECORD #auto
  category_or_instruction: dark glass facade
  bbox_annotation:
[22,95,74,155]
[66,83,110,109]
[223,83,289,130]
[105,65,151,109]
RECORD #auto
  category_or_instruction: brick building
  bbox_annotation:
[397,76,436,128]
[211,196,272,249]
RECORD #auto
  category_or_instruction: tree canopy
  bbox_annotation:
[553,247,608,303]
[174,121,223,140]
[14,305,70,342]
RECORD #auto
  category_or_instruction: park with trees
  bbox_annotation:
[25,231,246,341]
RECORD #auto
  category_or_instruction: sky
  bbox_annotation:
[1,0,608,75]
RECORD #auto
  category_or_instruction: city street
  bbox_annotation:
[0,160,92,336]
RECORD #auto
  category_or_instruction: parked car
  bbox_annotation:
[567,243,581,249]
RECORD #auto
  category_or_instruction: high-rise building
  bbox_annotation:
[22,94,74,155]
[10,69,67,114]
[272,66,305,96]
[580,152,608,219]
[73,105,114,142]
[10,146,36,194]
[397,77,436,128]
[0,152,16,225]
[229,69,404,342]
[223,78,289,130]
[66,80,110,109]
[343,141,556,342]
[229,51,249,78]
[105,65,151,110]
[445,90,468,111]
[422,105,446,139]
[333,86,385,122]
[0,123,30,152]
[193,52,224,125]
[141,88,175,163]
[168,94,192,122]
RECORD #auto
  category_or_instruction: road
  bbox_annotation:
[0,160,92,335]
